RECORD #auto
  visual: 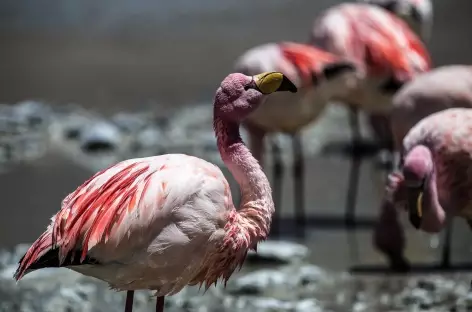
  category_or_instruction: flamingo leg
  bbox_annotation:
[156,296,165,312]
[467,219,472,231]
[440,219,453,269]
[125,290,134,312]
[373,199,410,272]
[292,133,305,238]
[271,136,284,236]
[367,113,395,169]
[345,106,362,227]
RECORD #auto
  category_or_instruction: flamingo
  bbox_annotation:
[309,3,431,224]
[358,0,433,41]
[373,65,472,270]
[13,71,298,312]
[234,42,361,236]
[377,108,472,271]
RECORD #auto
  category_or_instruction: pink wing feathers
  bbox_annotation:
[279,42,347,86]
[53,161,153,262]
[15,159,155,279]
[354,8,432,80]
[15,155,232,281]
[311,4,431,81]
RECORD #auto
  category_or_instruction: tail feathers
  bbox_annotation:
[14,231,52,281]
[13,231,101,281]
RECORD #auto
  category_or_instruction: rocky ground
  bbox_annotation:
[1,241,472,312]
[0,99,379,174]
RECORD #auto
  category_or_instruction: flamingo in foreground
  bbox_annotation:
[310,3,431,224]
[358,0,433,41]
[234,42,361,235]
[13,72,297,312]
[374,65,472,270]
[377,108,472,270]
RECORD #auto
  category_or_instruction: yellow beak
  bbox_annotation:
[416,191,423,218]
[409,191,423,229]
[253,72,297,95]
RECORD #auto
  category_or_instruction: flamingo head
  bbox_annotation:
[384,145,435,230]
[401,145,434,230]
[214,72,297,122]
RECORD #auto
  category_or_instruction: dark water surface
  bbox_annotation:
[0,0,471,272]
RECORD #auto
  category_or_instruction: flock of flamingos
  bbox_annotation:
[10,0,472,311]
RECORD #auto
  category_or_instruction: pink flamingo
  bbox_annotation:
[358,0,433,41]
[377,108,472,270]
[13,72,297,312]
[374,65,472,270]
[309,3,431,224]
[234,42,361,235]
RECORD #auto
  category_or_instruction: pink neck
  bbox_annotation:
[422,170,447,233]
[213,116,274,243]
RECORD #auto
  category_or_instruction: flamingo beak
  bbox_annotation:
[253,72,297,95]
[408,188,424,229]
[410,5,422,23]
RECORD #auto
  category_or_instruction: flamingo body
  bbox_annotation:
[16,154,234,295]
[309,2,432,231]
[235,42,358,134]
[310,3,431,113]
[391,65,472,148]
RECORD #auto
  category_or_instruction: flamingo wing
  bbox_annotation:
[280,42,357,86]
[355,7,432,79]
[280,42,337,81]
[15,154,232,280]
[311,4,431,81]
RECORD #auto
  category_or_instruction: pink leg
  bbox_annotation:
[346,106,361,226]
[125,290,134,312]
[373,199,410,271]
[367,113,394,151]
[156,296,165,312]
[292,133,305,238]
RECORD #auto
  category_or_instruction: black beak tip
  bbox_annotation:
[409,213,422,230]
[380,77,405,94]
[411,7,422,23]
[281,76,298,93]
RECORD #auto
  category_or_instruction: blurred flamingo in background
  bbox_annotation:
[378,108,472,270]
[234,42,361,236]
[13,72,297,312]
[358,0,433,41]
[374,65,472,270]
[310,3,432,225]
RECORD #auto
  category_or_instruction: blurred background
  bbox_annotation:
[0,0,471,274]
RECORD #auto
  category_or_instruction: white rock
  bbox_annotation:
[295,299,324,312]
[247,240,309,264]
[247,297,294,311]
[111,112,148,133]
[79,121,122,151]
[135,126,166,150]
[227,269,288,295]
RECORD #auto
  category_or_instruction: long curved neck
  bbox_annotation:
[422,170,447,233]
[213,115,274,243]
